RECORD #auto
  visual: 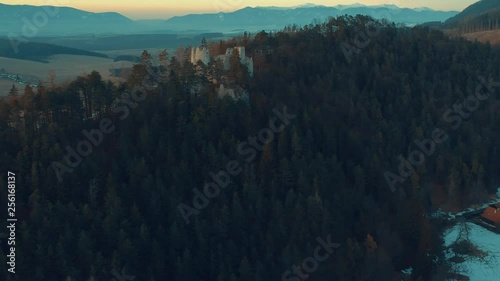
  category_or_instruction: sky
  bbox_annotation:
[2,0,479,19]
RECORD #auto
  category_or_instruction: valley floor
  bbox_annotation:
[462,30,500,46]
[0,55,134,96]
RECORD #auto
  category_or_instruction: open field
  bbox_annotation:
[0,55,135,96]
[462,30,500,46]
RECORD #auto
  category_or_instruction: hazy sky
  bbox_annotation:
[3,0,478,19]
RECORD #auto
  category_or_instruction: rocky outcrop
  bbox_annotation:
[217,84,249,102]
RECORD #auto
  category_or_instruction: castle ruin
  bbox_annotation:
[190,46,254,77]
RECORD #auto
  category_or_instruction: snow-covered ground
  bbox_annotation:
[443,222,500,281]
[441,187,500,281]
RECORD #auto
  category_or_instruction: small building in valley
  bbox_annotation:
[480,203,500,231]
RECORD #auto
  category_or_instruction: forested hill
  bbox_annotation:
[445,0,500,24]
[445,8,500,34]
[0,38,108,62]
[425,0,500,35]
[1,15,500,281]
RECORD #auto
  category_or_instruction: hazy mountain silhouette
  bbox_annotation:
[0,3,459,36]
[165,5,458,32]
[0,3,131,23]
[0,3,134,36]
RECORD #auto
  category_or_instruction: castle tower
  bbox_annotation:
[236,47,246,63]
[190,47,210,65]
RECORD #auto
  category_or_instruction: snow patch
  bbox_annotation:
[443,222,500,281]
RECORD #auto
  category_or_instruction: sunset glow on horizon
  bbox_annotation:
[2,0,478,19]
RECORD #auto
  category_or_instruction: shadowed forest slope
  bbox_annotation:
[1,16,500,281]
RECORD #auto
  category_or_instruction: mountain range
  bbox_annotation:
[0,3,134,36]
[0,3,459,36]
[166,5,458,32]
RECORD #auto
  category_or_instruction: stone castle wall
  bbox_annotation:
[191,46,253,76]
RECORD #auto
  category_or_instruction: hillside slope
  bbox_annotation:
[456,8,500,33]
[423,0,500,42]
[462,29,500,45]
[2,17,500,281]
[0,38,107,62]
[446,0,500,23]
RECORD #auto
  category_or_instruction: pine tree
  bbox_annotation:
[8,84,18,96]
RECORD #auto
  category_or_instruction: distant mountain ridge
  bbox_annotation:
[0,3,132,23]
[165,5,459,32]
[0,3,459,36]
[0,3,134,36]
